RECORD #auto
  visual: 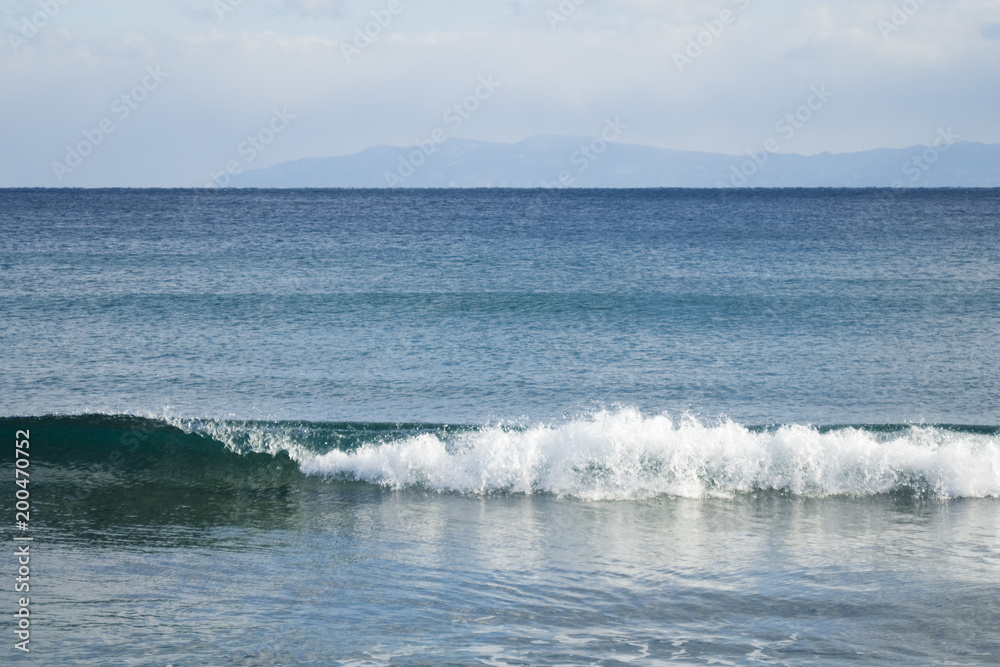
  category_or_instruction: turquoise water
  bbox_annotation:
[2,189,999,663]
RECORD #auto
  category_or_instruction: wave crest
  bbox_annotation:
[300,410,1000,499]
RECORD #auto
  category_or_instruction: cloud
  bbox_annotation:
[982,22,1000,40]
[279,0,347,18]
[2,0,1000,186]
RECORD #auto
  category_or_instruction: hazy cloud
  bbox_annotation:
[280,0,348,18]
[1,0,999,186]
[982,22,1000,39]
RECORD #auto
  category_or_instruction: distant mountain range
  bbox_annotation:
[229,136,1000,188]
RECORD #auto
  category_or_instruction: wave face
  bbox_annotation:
[4,411,1000,501]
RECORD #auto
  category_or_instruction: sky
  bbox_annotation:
[1,0,999,186]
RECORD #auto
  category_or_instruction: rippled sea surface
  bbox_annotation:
[2,189,999,664]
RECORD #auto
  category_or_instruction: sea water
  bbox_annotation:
[1,188,998,664]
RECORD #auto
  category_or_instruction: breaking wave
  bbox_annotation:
[4,410,999,500]
[300,409,1000,500]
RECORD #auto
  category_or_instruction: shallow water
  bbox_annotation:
[29,489,1000,664]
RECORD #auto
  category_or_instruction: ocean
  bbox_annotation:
[2,188,999,664]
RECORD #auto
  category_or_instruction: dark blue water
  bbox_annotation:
[3,188,999,425]
[2,189,999,664]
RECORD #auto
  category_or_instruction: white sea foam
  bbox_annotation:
[299,409,1000,500]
